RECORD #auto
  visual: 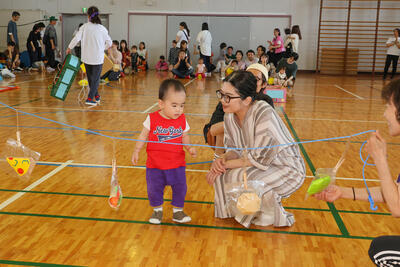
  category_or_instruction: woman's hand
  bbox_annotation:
[211,158,226,174]
[365,130,387,162]
[206,170,221,185]
[188,147,197,158]
[313,185,342,202]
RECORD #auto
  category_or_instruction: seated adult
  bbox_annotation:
[172,50,194,78]
[4,41,20,71]
[276,52,298,96]
[314,79,400,267]
[206,70,305,228]
[203,64,273,157]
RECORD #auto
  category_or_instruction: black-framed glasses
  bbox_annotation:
[216,90,242,103]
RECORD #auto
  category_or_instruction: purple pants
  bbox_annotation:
[146,166,187,208]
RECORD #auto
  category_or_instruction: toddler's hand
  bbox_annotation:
[131,151,139,165]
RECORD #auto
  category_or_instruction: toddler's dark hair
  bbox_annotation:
[159,79,186,100]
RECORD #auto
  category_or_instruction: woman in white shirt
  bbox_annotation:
[287,25,302,54]
[195,22,213,74]
[176,22,190,48]
[384,28,400,80]
[66,6,112,106]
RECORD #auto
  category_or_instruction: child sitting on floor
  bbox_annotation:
[274,67,293,87]
[156,55,168,71]
[132,78,197,224]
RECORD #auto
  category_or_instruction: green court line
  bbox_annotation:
[0,98,42,111]
[282,110,350,237]
[1,188,390,215]
[0,211,374,241]
[0,259,86,267]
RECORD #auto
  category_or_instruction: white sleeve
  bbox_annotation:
[184,119,190,133]
[143,115,150,130]
[196,32,202,44]
[104,30,112,50]
[68,26,83,49]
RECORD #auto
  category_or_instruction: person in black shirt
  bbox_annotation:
[172,50,194,78]
[27,24,42,68]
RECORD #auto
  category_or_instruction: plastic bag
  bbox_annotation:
[108,159,122,210]
[306,140,349,197]
[1,133,40,180]
[226,171,262,216]
[306,168,335,196]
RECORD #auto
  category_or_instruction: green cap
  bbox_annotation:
[49,16,58,21]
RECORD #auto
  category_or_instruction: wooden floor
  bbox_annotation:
[0,70,399,266]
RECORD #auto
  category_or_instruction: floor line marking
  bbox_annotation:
[0,160,73,210]
[334,84,365,100]
[30,160,380,180]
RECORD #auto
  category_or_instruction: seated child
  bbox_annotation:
[195,57,206,78]
[4,41,21,71]
[168,40,179,71]
[137,56,147,72]
[156,55,168,71]
[130,45,139,73]
[172,50,194,79]
[225,59,239,76]
[132,79,197,224]
[274,67,294,87]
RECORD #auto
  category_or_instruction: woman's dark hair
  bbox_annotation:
[119,40,129,53]
[181,40,188,48]
[284,28,291,35]
[291,25,302,40]
[37,22,45,28]
[382,79,400,123]
[235,50,243,58]
[78,23,83,28]
[179,22,190,37]
[274,28,281,36]
[394,28,400,35]
[227,46,233,50]
[220,43,227,49]
[223,70,257,102]
[159,78,186,100]
[32,24,39,32]
[202,22,209,31]
[139,42,146,49]
[257,45,266,53]
[88,6,101,24]
[258,53,269,63]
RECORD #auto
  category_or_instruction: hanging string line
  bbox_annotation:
[0,100,376,151]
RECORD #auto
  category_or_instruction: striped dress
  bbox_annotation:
[213,100,305,228]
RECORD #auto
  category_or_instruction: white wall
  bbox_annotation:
[0,0,319,70]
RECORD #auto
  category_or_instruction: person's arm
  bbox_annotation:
[175,31,181,43]
[366,131,400,216]
[8,23,15,43]
[314,185,385,203]
[386,38,395,47]
[131,127,150,165]
[67,26,83,52]
[30,41,35,51]
[50,39,55,50]
[185,57,191,68]
[173,58,181,69]
[182,132,196,157]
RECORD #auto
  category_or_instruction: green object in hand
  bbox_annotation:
[307,175,331,195]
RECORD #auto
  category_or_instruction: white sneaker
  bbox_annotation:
[15,67,23,71]
[46,67,55,72]
[1,69,16,78]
